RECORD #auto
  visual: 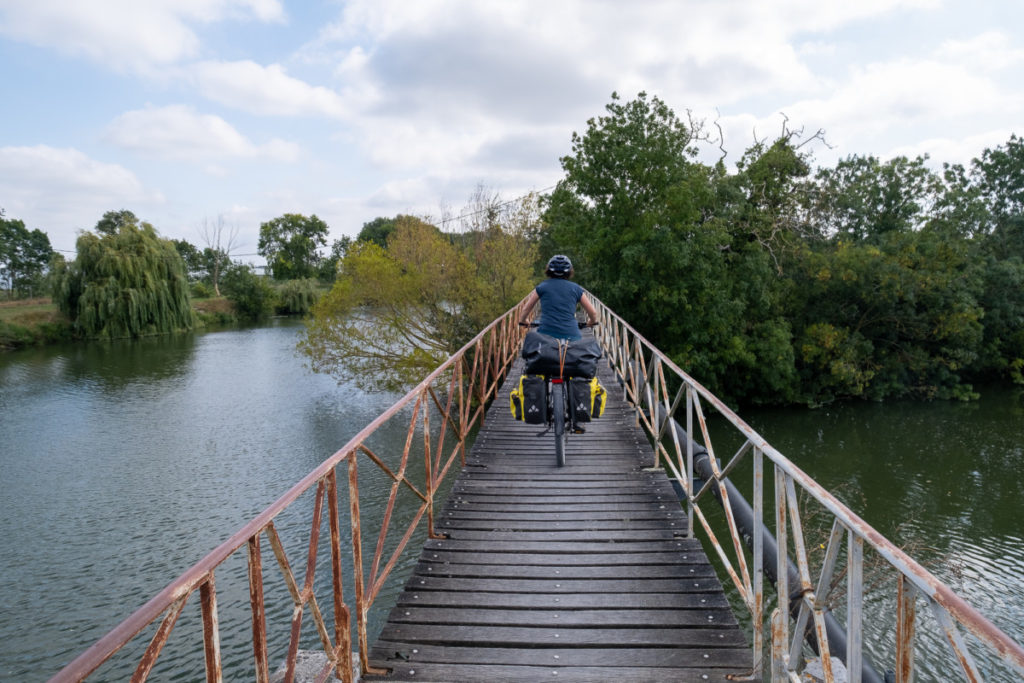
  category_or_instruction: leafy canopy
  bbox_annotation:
[258,213,329,280]
[53,210,194,338]
[300,214,535,391]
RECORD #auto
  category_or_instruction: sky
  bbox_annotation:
[1,0,1022,260]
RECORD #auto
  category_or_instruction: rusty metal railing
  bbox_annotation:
[49,304,527,683]
[588,294,1024,683]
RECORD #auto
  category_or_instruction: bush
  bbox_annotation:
[191,281,214,299]
[274,278,321,315]
[221,264,275,320]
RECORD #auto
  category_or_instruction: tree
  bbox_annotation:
[199,215,240,295]
[53,211,193,338]
[808,155,942,241]
[258,213,329,280]
[171,239,203,276]
[299,215,533,391]
[0,213,55,298]
[221,262,275,319]
[317,236,351,282]
[356,217,396,248]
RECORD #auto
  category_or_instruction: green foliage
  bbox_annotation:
[543,92,1022,406]
[221,263,275,319]
[317,237,351,283]
[53,212,194,339]
[1,214,54,298]
[171,238,203,275]
[809,155,942,242]
[300,215,534,391]
[190,281,214,298]
[274,278,321,315]
[356,217,397,248]
[258,213,329,280]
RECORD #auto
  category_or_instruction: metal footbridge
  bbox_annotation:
[50,296,1024,682]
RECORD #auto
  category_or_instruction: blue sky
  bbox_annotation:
[1,0,1022,259]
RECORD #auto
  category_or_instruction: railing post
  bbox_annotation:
[199,573,222,683]
[326,469,353,683]
[685,386,694,538]
[753,446,764,679]
[247,535,270,683]
[896,576,917,683]
[847,531,864,682]
[347,453,371,676]
[423,390,437,539]
[774,466,791,677]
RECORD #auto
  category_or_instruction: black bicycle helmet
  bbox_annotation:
[545,254,573,278]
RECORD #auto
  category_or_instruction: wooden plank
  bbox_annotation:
[400,576,725,593]
[411,563,718,581]
[418,550,703,566]
[441,508,687,521]
[438,529,680,541]
[366,352,757,681]
[422,538,697,554]
[374,624,747,648]
[369,643,752,669]
[438,518,687,532]
[386,607,737,628]
[394,592,731,610]
[365,662,748,682]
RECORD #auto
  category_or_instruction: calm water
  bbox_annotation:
[0,320,425,681]
[715,388,1024,681]
[2,322,1023,681]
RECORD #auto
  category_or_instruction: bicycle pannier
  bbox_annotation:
[521,331,602,378]
[590,376,606,418]
[510,374,547,424]
[569,377,593,423]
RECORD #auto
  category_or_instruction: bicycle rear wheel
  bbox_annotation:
[551,382,566,467]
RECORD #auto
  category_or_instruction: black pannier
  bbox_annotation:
[569,377,593,423]
[521,331,602,378]
[519,375,547,424]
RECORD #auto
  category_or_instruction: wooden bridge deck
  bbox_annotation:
[366,356,755,682]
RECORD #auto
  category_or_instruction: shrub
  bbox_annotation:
[221,264,275,320]
[274,278,321,315]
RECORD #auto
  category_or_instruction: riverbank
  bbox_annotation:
[0,297,240,350]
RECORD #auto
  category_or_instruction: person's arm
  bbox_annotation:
[519,290,539,324]
[580,294,599,326]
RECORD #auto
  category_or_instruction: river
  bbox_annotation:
[1,321,1022,681]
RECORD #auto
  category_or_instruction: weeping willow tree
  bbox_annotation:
[54,211,194,338]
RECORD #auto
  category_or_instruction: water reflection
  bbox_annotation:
[0,320,413,680]
[730,387,1024,681]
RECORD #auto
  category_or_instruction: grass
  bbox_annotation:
[0,297,64,324]
[0,296,242,350]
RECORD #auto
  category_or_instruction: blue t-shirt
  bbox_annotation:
[535,278,584,340]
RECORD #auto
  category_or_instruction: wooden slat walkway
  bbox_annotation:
[367,352,755,682]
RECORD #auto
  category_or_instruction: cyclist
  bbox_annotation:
[518,254,598,339]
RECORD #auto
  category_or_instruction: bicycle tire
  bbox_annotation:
[552,382,566,467]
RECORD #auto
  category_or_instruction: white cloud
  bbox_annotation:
[0,145,159,249]
[0,0,285,71]
[889,129,1017,167]
[937,31,1024,72]
[105,105,300,163]
[302,0,943,177]
[193,61,349,117]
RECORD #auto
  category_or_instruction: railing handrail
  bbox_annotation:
[50,300,528,682]
[588,292,1024,681]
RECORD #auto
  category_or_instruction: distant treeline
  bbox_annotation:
[7,92,1023,408]
[542,92,1024,406]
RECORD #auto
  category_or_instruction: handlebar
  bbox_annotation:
[518,321,598,329]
